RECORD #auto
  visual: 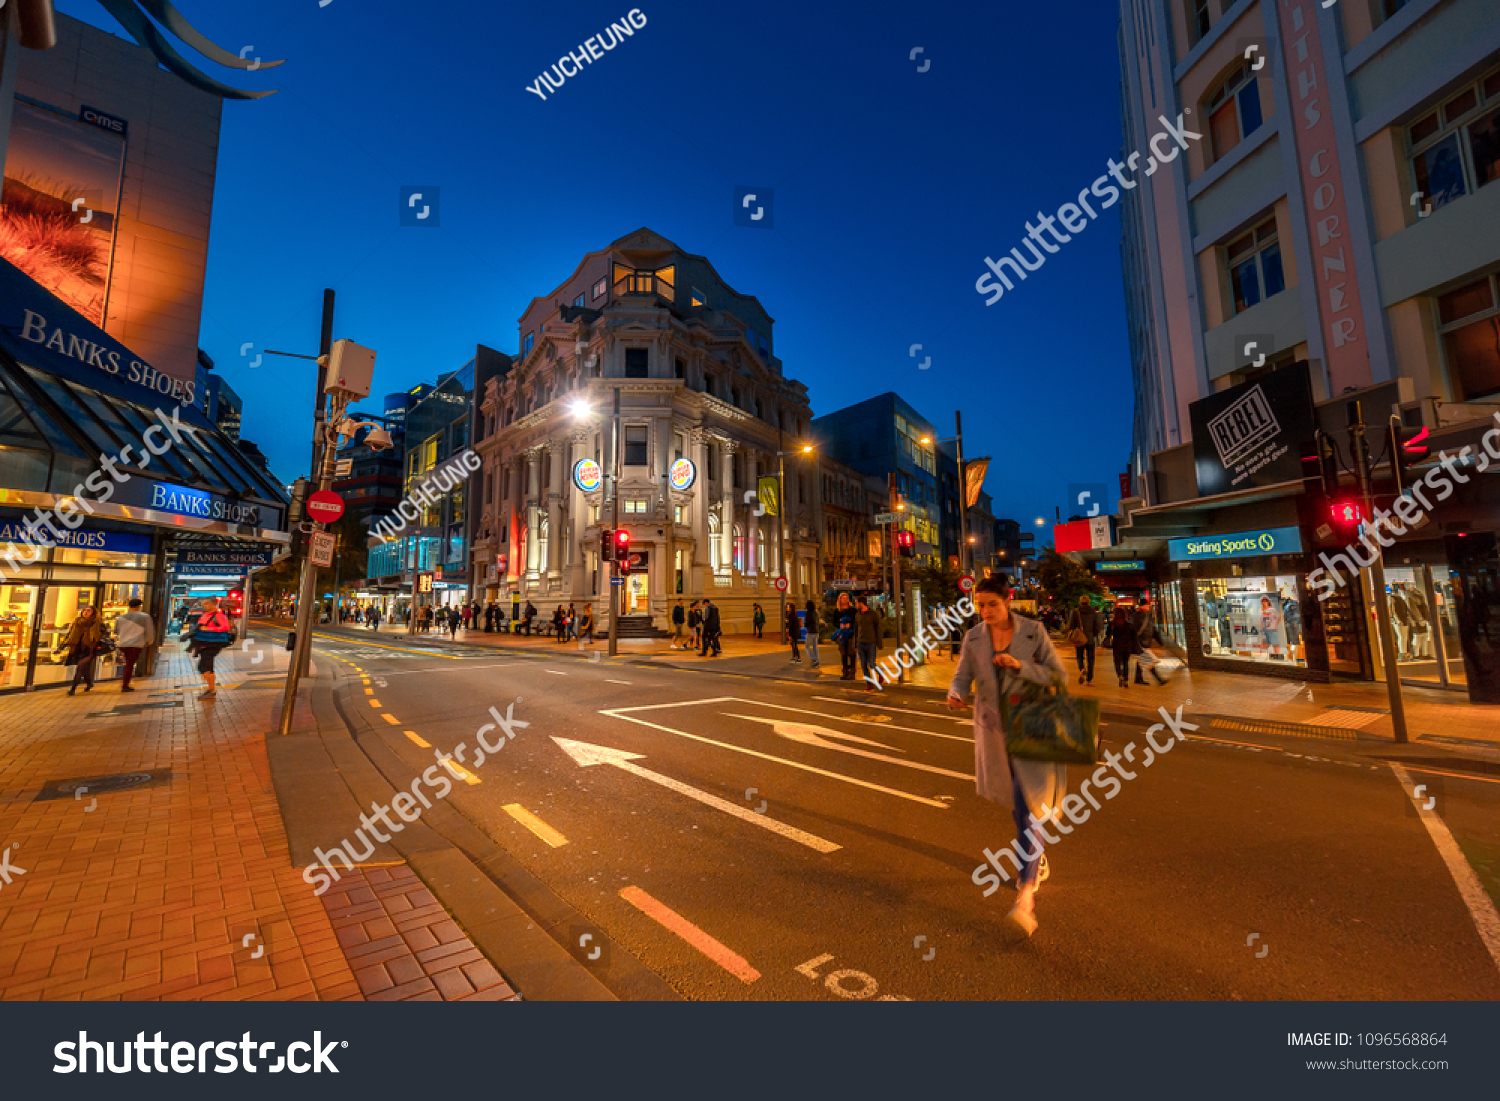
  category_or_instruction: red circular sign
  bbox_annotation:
[958,574,975,592]
[774,577,788,592]
[307,490,345,523]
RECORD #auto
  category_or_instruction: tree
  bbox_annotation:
[906,560,963,609]
[1034,546,1106,609]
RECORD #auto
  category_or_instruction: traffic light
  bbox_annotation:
[1388,415,1430,492]
[897,530,915,558]
[599,529,615,562]
[614,529,631,571]
[226,589,244,616]
[1302,431,1340,496]
[1330,499,1364,528]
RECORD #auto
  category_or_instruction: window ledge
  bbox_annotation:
[1344,0,1444,75]
[1185,119,1277,201]
[1172,0,1260,84]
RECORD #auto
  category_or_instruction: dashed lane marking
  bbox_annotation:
[369,699,382,708]
[440,757,480,785]
[503,804,569,847]
[619,886,760,983]
[381,714,400,726]
[605,679,632,685]
[405,731,431,748]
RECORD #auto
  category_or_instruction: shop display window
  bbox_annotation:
[1195,575,1306,666]
[1154,582,1186,652]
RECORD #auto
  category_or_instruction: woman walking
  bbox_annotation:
[188,596,234,699]
[803,599,821,669]
[785,603,802,664]
[752,603,766,640]
[947,577,1067,937]
[63,605,104,695]
[579,603,594,642]
[1106,606,1139,687]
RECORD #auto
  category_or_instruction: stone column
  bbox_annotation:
[720,439,737,573]
[547,441,564,579]
[745,450,760,577]
[570,429,590,596]
[525,447,541,576]
[691,429,711,569]
[507,454,523,584]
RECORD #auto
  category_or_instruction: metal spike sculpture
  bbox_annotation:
[97,0,283,98]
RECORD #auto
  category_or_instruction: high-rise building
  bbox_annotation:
[1114,0,1500,701]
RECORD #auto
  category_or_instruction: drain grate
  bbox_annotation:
[34,768,173,802]
[88,701,184,717]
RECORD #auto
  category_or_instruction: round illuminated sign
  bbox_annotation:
[573,459,602,492]
[1257,532,1275,551]
[669,458,697,490]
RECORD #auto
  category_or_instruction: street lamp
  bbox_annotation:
[776,434,815,647]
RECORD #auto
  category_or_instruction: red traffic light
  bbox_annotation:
[615,530,630,549]
[1331,500,1363,525]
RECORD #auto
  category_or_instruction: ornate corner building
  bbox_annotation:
[469,229,821,633]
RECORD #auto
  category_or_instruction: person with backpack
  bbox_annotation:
[803,599,822,669]
[832,592,857,680]
[671,599,687,649]
[579,603,593,642]
[751,603,766,640]
[785,603,802,663]
[1065,595,1106,685]
[699,599,722,657]
[523,600,537,637]
[186,596,234,699]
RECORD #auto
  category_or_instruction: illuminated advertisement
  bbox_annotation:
[573,458,602,492]
[669,457,696,490]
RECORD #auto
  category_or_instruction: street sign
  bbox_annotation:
[309,531,336,567]
[873,512,902,525]
[179,549,273,567]
[774,577,788,592]
[610,578,626,586]
[957,574,975,593]
[306,490,345,523]
[417,572,434,593]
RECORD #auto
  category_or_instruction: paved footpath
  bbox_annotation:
[0,641,518,1002]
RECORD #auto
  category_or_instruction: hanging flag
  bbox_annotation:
[962,457,990,509]
[757,475,780,517]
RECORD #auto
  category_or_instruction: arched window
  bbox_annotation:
[756,527,766,574]
[733,523,744,572]
[708,512,722,572]
[537,516,549,571]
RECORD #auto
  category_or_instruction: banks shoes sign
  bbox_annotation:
[19,309,200,411]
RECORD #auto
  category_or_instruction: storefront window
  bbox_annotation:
[1379,565,1464,687]
[1195,576,1306,666]
[0,584,40,689]
[1154,581,1186,651]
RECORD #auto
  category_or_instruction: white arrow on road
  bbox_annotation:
[552,737,841,853]
[723,714,974,782]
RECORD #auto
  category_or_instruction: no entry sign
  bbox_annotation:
[306,490,345,523]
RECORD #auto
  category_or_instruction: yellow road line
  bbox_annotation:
[405,731,430,748]
[440,758,480,784]
[502,804,569,847]
[369,699,382,707]
[381,713,400,726]
[364,688,374,695]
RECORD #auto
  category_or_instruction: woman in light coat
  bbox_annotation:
[948,575,1068,936]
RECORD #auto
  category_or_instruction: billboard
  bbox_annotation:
[1188,361,1315,497]
[1,102,125,326]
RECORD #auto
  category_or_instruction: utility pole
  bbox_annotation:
[776,427,788,645]
[887,471,904,684]
[1347,400,1408,744]
[955,410,970,577]
[290,290,334,681]
[608,385,621,657]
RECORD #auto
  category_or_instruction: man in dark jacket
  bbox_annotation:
[523,600,537,637]
[853,596,883,689]
[1132,599,1164,685]
[671,599,687,649]
[700,599,722,656]
[1066,596,1106,685]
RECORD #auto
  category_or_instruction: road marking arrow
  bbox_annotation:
[552,737,841,853]
[600,704,951,808]
[724,714,974,781]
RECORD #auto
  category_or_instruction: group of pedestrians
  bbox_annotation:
[669,599,722,655]
[57,598,156,696]
[1064,595,1169,687]
[548,603,595,643]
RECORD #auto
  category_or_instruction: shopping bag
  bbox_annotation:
[1000,672,1101,765]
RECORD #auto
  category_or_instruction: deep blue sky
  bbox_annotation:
[58,0,1133,531]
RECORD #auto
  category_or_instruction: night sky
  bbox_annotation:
[56,0,1133,534]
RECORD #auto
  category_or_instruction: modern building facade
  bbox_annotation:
[1113,0,1500,701]
[469,228,818,633]
[812,393,941,563]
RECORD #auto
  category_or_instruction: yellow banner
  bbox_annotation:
[963,457,990,509]
[757,475,780,517]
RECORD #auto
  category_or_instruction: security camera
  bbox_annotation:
[364,427,393,452]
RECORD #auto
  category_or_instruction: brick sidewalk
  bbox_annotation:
[0,640,518,1001]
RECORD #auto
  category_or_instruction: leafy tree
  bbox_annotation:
[905,561,963,609]
[1034,546,1106,609]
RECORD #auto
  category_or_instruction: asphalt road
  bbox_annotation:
[286,624,1500,1001]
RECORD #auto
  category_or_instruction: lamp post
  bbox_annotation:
[775,434,814,645]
